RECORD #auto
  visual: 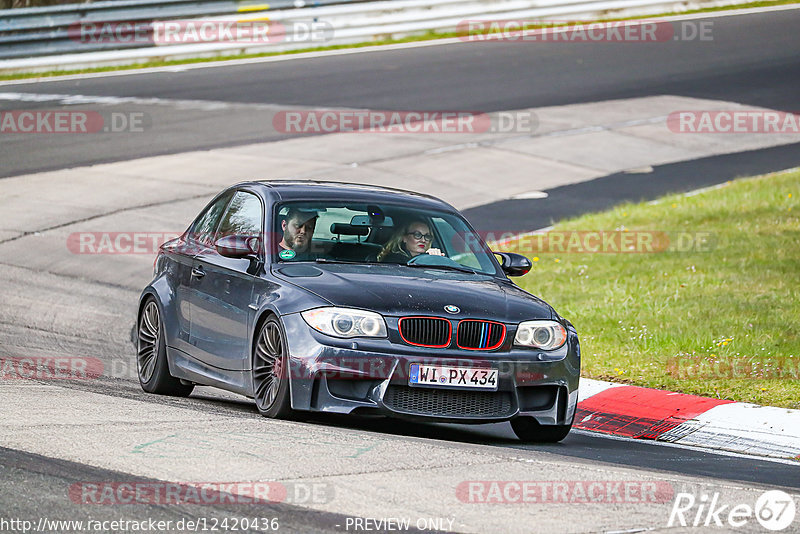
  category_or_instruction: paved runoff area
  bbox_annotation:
[2,94,800,532]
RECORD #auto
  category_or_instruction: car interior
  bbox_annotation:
[276,204,443,263]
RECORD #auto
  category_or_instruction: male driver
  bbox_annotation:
[279,208,318,259]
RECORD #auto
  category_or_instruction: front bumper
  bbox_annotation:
[280,313,581,425]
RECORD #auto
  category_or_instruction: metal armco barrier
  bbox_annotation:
[0,0,366,58]
[0,0,756,72]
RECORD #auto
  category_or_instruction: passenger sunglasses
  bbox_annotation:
[407,231,433,242]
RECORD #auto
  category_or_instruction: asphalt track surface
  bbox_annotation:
[0,447,351,533]
[10,373,800,492]
[1,9,799,177]
[1,7,800,532]
[463,142,800,232]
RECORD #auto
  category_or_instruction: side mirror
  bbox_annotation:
[494,252,532,277]
[215,235,260,259]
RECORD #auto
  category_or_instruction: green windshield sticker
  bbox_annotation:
[279,249,296,260]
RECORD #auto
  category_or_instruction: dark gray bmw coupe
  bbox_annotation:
[137,181,580,442]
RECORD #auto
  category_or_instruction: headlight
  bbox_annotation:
[301,307,387,338]
[514,320,567,350]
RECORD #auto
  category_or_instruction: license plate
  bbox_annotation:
[408,364,498,390]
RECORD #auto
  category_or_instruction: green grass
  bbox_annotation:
[500,169,800,409]
[1,0,797,81]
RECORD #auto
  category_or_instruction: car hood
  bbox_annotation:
[271,263,554,322]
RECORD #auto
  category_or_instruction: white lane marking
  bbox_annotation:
[623,166,654,174]
[511,190,548,199]
[0,91,325,112]
[682,182,731,197]
[1,4,798,86]
[570,429,800,466]
[647,181,731,204]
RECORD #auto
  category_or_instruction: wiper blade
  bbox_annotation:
[406,263,476,274]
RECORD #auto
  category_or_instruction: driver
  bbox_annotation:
[377,220,444,263]
[278,208,318,260]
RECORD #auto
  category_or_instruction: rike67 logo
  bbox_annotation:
[669,490,797,531]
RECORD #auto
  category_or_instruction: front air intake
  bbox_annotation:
[384,386,514,418]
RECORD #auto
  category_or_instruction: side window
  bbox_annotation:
[430,217,454,254]
[189,192,232,247]
[216,191,263,240]
[431,217,483,270]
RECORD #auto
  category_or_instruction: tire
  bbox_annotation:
[511,416,572,443]
[137,297,194,397]
[252,316,294,419]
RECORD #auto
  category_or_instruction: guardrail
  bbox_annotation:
[0,0,367,58]
[0,0,758,73]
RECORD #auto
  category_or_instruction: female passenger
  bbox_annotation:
[378,220,443,263]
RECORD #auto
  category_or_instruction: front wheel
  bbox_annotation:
[137,298,194,397]
[252,316,294,419]
[511,416,572,443]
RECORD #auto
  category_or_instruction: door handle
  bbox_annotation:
[191,266,205,279]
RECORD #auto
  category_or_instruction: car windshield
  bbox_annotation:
[274,202,501,276]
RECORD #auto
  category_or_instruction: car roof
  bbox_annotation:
[239,180,457,211]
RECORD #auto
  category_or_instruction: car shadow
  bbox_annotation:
[186,387,561,448]
[303,412,524,446]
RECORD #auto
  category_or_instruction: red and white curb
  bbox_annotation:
[576,378,800,461]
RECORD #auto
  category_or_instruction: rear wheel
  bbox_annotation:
[511,416,572,443]
[252,316,294,419]
[137,298,194,397]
